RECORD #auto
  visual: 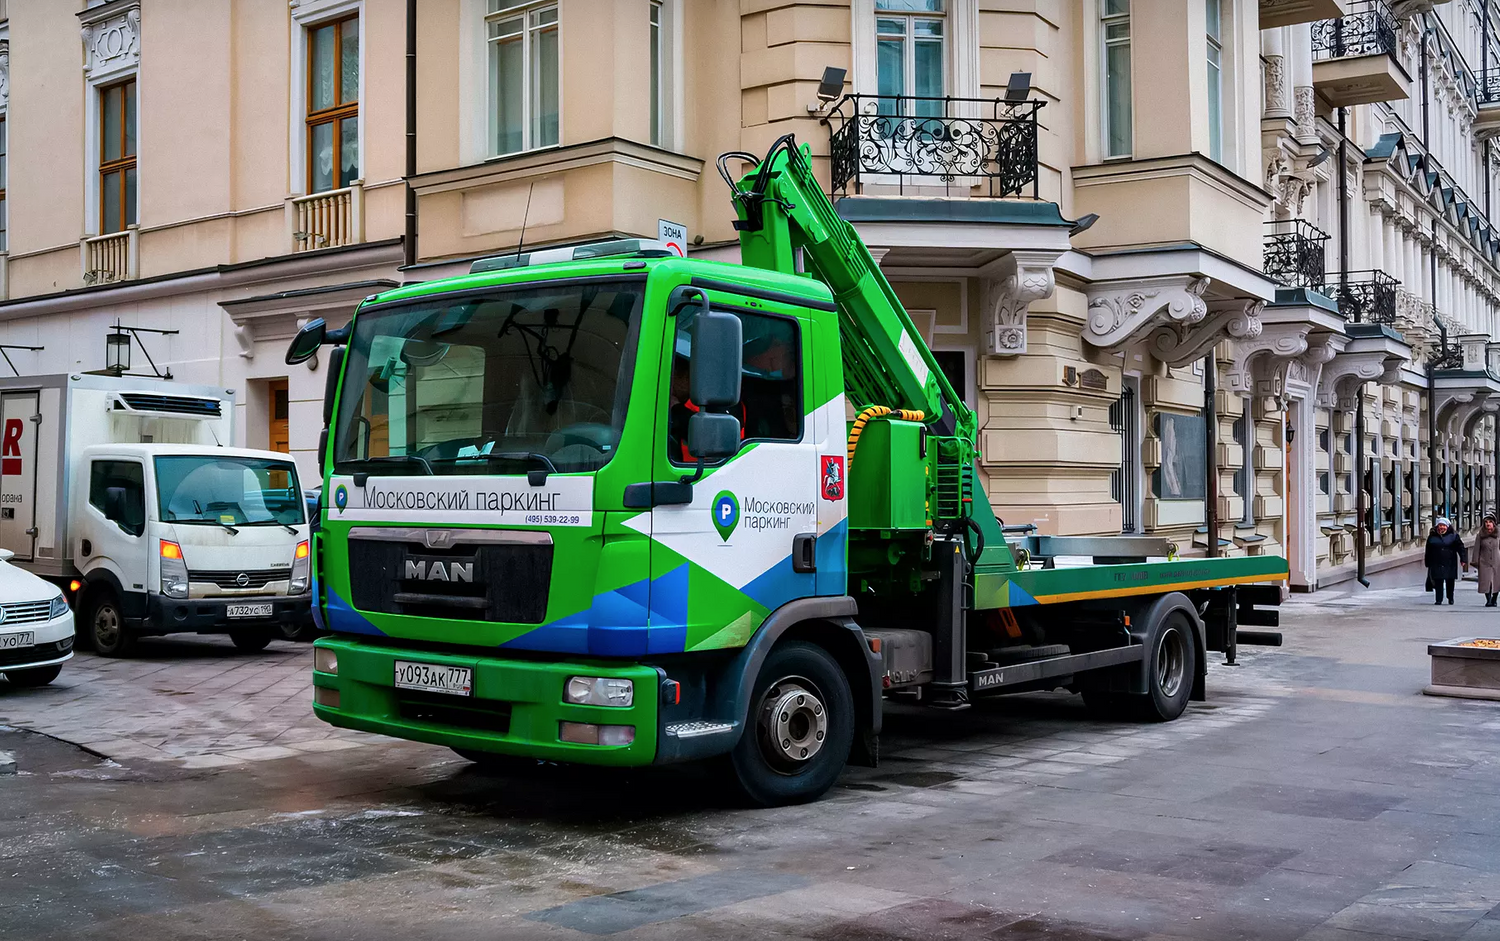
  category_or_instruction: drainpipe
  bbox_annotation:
[1205,352,1218,559]
[403,0,418,269]
[1339,105,1369,587]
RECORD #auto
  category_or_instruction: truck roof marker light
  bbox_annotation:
[160,540,183,560]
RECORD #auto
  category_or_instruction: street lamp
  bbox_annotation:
[105,330,131,374]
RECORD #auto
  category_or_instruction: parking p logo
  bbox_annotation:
[334,484,349,514]
[712,491,739,542]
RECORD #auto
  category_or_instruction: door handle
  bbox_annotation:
[792,532,817,574]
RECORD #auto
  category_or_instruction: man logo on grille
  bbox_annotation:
[236,572,251,587]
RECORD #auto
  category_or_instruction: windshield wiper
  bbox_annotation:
[213,520,240,536]
[279,523,298,535]
[344,454,434,486]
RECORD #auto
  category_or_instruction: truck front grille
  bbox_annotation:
[396,689,512,733]
[189,569,288,591]
[348,539,552,624]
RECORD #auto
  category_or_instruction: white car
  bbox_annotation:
[0,548,74,687]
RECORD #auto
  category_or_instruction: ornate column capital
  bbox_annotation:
[1083,275,1210,349]
[981,251,1057,356]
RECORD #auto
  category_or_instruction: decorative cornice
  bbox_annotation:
[1317,348,1406,410]
[980,251,1057,356]
[80,1,140,85]
[1083,275,1210,349]
[1142,298,1265,369]
[1225,321,1313,398]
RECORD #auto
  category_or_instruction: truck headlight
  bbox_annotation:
[289,540,310,594]
[564,676,634,707]
[49,594,70,620]
[313,647,338,675]
[159,540,189,599]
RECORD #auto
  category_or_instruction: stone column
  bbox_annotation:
[1290,23,1316,144]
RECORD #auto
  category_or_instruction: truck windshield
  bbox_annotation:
[332,278,643,476]
[155,456,305,526]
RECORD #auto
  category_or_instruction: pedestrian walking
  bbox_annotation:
[1474,514,1500,607]
[1426,516,1469,605]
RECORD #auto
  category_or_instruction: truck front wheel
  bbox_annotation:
[87,591,134,658]
[725,641,854,807]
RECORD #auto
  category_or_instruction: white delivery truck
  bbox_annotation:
[0,373,311,656]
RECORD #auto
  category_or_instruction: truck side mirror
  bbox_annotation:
[286,318,327,365]
[689,308,742,410]
[688,412,741,460]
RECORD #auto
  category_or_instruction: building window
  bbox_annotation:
[1234,406,1254,523]
[0,114,8,252]
[650,1,664,146]
[875,0,944,117]
[1102,0,1131,157]
[1205,0,1223,163]
[99,79,137,234]
[306,15,359,194]
[489,2,559,156]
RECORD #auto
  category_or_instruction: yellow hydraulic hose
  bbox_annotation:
[847,405,925,465]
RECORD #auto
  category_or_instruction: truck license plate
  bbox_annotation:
[226,603,274,619]
[394,661,473,696]
[0,632,34,650]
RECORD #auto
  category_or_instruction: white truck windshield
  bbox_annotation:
[332,277,643,477]
[155,456,305,527]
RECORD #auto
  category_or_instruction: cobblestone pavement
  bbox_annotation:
[3,573,1500,940]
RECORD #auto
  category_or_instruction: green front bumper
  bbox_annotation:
[311,637,660,766]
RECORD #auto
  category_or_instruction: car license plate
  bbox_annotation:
[0,631,34,650]
[226,603,274,619]
[394,660,473,696]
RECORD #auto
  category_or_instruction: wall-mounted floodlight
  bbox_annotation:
[1306,146,1332,169]
[1004,71,1032,103]
[817,67,847,102]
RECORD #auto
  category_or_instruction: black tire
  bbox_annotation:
[230,630,273,652]
[1134,610,1197,722]
[4,664,62,687]
[87,590,135,658]
[724,641,854,807]
[280,622,321,642]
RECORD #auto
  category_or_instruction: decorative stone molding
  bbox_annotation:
[1317,351,1404,410]
[1142,299,1264,369]
[1264,55,1289,117]
[1265,146,1318,218]
[0,42,9,111]
[1225,321,1313,399]
[980,251,1057,356]
[1083,276,1209,349]
[1293,87,1317,143]
[80,2,141,85]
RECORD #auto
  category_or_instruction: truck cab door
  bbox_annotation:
[80,459,150,598]
[647,299,820,652]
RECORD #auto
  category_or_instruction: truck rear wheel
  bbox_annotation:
[1135,610,1196,722]
[724,641,854,807]
[87,591,134,658]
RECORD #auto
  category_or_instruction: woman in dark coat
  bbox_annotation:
[1426,517,1468,605]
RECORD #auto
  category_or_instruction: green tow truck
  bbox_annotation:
[286,136,1287,806]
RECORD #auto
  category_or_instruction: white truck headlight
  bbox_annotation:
[289,540,310,594]
[313,647,338,675]
[49,594,70,620]
[564,676,634,707]
[159,540,189,599]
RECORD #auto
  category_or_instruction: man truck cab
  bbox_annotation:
[0,374,310,656]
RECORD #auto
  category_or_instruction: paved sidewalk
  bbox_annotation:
[0,635,377,768]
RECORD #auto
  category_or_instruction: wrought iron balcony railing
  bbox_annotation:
[1311,0,1398,61]
[1263,219,1329,290]
[826,95,1044,199]
[1480,69,1500,105]
[1327,270,1398,323]
[1430,314,1467,370]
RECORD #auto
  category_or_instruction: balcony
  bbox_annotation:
[1261,0,1348,29]
[1476,71,1500,140]
[79,227,138,285]
[286,181,364,254]
[1263,219,1329,290]
[827,95,1043,199]
[1311,0,1410,106]
[1327,270,1398,323]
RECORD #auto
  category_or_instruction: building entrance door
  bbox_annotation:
[268,380,290,453]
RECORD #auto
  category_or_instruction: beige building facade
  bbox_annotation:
[0,0,1496,591]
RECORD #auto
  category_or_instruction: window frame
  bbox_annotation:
[1205,0,1223,164]
[874,0,946,115]
[305,12,361,195]
[98,77,138,235]
[88,458,146,536]
[666,302,806,468]
[1234,402,1254,524]
[650,0,663,146]
[487,0,561,157]
[1101,0,1132,159]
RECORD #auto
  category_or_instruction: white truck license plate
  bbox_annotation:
[226,603,274,619]
[394,660,473,696]
[0,632,35,650]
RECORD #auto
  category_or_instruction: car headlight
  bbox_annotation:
[289,540,310,594]
[159,540,189,599]
[49,594,69,620]
[564,676,634,707]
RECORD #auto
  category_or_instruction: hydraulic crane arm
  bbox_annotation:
[723,136,976,443]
